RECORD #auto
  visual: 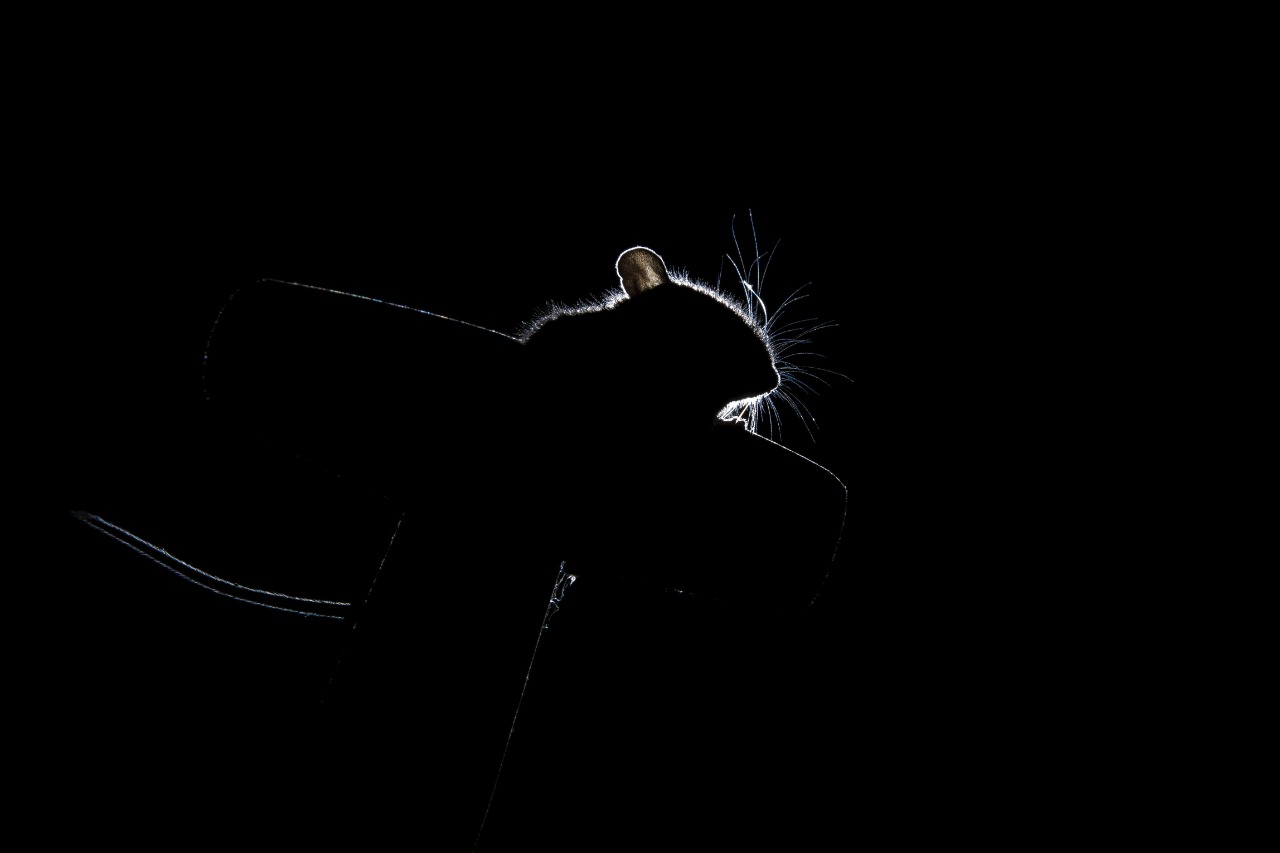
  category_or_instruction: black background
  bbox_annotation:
[36,8,1201,838]
[56,128,1098,844]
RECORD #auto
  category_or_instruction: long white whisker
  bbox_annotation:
[731,215,748,292]
[765,395,784,442]
[761,238,780,288]
[781,371,826,396]
[793,364,855,382]
[767,317,824,338]
[762,288,813,331]
[765,317,823,340]
[779,387,821,427]
[776,390,817,443]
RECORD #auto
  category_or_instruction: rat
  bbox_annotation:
[68,231,851,848]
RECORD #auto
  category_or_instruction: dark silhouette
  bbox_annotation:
[67,240,849,849]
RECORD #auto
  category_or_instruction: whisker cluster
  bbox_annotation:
[714,212,851,444]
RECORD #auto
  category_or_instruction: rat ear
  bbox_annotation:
[617,247,672,297]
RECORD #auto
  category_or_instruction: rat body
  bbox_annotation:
[198,241,841,600]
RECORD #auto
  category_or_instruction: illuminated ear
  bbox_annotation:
[617,247,671,297]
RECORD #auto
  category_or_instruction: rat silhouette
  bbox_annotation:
[69,239,849,849]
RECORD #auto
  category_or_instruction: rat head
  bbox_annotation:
[613,247,779,414]
[522,246,781,429]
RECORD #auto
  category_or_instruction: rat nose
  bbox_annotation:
[765,363,781,395]
[752,354,781,398]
